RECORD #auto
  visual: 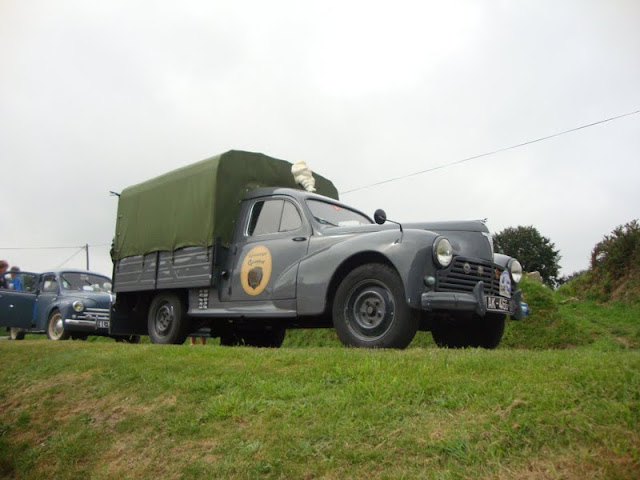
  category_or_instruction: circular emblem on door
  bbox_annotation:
[240,245,273,296]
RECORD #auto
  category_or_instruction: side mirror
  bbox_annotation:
[374,209,387,225]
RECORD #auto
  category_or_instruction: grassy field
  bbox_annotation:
[1,295,639,479]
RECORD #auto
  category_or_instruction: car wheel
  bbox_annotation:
[147,293,190,344]
[332,263,418,348]
[475,313,506,349]
[9,328,25,340]
[47,311,70,341]
[431,313,505,349]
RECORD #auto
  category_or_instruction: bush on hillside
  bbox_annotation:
[559,220,640,303]
[501,276,588,349]
[589,220,640,302]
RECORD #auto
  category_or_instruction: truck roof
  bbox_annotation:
[112,150,338,260]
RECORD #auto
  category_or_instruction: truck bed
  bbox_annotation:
[113,246,217,292]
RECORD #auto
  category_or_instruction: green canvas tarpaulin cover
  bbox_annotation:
[113,150,339,260]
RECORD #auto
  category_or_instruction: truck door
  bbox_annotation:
[224,197,310,301]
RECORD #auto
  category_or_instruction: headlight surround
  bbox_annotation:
[509,259,523,284]
[72,300,84,312]
[434,237,453,268]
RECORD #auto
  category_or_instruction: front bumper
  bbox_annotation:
[421,281,524,320]
[64,307,111,332]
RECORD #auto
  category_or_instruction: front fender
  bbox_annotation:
[297,229,440,315]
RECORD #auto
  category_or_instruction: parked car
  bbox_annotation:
[0,269,138,342]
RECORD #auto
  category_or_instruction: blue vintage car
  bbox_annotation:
[0,269,137,342]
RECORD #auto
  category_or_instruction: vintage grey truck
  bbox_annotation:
[110,150,523,348]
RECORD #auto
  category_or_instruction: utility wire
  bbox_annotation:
[340,108,640,195]
[54,248,85,269]
[0,243,110,250]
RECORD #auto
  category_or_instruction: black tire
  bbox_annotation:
[220,327,285,348]
[432,313,505,349]
[47,311,70,341]
[9,328,25,340]
[332,263,418,348]
[147,293,190,344]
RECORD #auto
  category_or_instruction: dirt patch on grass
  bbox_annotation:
[490,448,639,480]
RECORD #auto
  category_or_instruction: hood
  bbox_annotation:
[63,292,113,306]
[320,223,398,236]
[405,220,493,260]
[404,220,489,233]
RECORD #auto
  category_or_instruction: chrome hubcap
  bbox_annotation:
[345,280,395,341]
[156,304,174,335]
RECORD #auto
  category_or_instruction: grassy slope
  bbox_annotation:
[1,341,639,480]
[2,280,639,479]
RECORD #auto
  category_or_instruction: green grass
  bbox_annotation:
[1,341,639,479]
[2,280,639,479]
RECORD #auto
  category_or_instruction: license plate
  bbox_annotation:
[486,296,511,312]
[97,320,110,329]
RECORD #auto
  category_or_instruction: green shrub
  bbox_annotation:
[588,220,640,302]
[501,277,588,349]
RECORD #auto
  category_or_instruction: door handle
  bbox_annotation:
[292,237,307,242]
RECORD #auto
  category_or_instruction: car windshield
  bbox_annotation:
[60,272,112,293]
[306,199,372,227]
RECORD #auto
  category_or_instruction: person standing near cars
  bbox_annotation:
[0,260,8,289]
[10,266,23,291]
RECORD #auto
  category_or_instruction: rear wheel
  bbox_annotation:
[431,313,505,349]
[148,293,190,344]
[47,311,70,341]
[332,263,418,348]
[9,328,25,340]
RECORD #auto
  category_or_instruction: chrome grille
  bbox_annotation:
[77,307,110,322]
[435,257,503,296]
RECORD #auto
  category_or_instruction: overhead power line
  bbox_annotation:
[340,108,640,195]
[0,243,110,250]
[54,248,86,270]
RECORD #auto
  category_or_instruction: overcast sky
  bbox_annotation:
[1,0,639,279]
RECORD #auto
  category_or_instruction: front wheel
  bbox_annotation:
[147,293,190,344]
[332,263,418,349]
[9,328,25,340]
[47,311,70,341]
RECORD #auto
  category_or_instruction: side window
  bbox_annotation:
[8,273,38,292]
[247,200,284,236]
[280,201,302,232]
[42,274,58,293]
[22,274,39,293]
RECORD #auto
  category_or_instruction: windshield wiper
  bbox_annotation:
[314,216,339,227]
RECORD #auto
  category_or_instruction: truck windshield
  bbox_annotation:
[60,273,113,293]
[306,199,372,227]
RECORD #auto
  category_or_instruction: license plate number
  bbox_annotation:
[97,320,110,329]
[486,296,510,312]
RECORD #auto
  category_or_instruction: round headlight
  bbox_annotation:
[434,238,453,268]
[509,259,523,284]
[73,300,84,312]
